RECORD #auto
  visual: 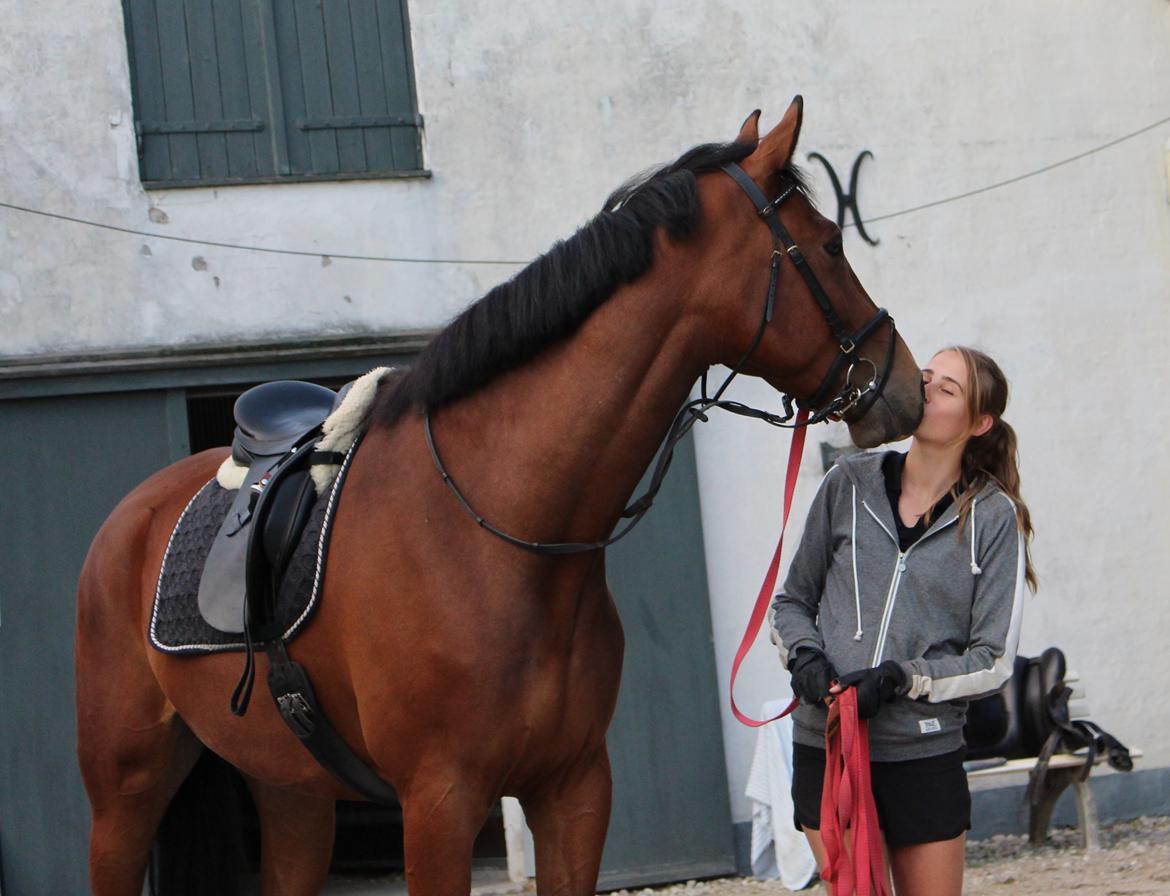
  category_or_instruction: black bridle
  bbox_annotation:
[425,162,899,555]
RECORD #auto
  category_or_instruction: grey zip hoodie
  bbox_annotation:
[771,450,1027,761]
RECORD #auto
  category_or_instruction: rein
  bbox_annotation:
[426,162,897,556]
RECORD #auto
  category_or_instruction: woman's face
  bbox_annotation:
[915,350,989,447]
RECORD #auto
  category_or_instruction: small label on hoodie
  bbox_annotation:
[919,718,941,734]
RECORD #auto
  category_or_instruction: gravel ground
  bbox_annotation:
[605,816,1170,896]
[322,816,1170,895]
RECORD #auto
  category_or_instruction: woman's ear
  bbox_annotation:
[972,414,995,438]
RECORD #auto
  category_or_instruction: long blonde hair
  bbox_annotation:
[944,346,1037,591]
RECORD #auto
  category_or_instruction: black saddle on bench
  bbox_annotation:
[964,647,1133,804]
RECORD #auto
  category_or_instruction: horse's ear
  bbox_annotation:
[750,95,804,172]
[735,109,761,145]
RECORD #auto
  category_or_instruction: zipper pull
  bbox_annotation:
[897,552,907,573]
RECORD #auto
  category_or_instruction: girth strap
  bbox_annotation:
[265,640,399,805]
[1027,682,1133,806]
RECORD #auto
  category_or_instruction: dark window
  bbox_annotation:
[122,0,425,188]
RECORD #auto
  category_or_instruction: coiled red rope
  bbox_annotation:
[820,688,891,896]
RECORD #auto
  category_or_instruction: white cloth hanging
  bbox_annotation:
[744,699,818,890]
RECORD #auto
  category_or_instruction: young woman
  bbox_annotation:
[772,346,1035,896]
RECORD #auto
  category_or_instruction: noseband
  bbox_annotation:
[425,162,901,555]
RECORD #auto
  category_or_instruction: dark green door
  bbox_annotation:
[601,433,736,888]
[0,390,186,895]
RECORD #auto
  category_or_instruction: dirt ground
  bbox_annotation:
[605,816,1170,896]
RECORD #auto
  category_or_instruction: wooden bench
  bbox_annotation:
[964,671,1141,850]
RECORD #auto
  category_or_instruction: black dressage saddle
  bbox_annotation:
[202,379,399,804]
[198,380,347,639]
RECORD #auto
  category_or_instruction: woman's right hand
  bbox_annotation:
[788,648,838,705]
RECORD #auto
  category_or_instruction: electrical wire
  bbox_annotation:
[1,111,1167,260]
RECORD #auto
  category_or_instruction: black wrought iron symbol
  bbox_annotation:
[807,150,879,246]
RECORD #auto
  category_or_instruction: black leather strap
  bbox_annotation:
[266,641,399,805]
[721,163,894,423]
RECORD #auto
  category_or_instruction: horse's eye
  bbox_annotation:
[825,238,844,257]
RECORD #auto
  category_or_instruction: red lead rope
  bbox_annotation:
[729,411,890,894]
[821,689,891,896]
[728,409,808,728]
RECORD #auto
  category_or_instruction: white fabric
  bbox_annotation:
[744,699,818,890]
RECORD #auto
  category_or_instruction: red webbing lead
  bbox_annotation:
[729,409,809,727]
[820,688,890,896]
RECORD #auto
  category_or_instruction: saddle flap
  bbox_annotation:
[261,469,318,581]
[197,463,269,633]
[244,440,321,641]
[964,653,1029,760]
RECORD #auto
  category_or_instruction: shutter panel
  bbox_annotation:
[122,0,421,186]
[273,0,422,177]
[210,0,272,178]
[124,0,267,185]
[372,0,423,172]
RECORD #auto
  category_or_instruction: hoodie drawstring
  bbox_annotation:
[851,485,863,640]
[969,499,982,575]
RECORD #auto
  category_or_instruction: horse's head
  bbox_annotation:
[682,98,922,448]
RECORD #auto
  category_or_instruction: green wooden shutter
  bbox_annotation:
[122,0,423,187]
[273,0,423,178]
[123,0,270,185]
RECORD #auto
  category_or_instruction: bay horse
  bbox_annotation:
[76,98,924,896]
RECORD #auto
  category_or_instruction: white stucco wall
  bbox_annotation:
[693,5,1170,823]
[4,0,1169,830]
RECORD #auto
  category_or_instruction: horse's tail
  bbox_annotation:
[149,751,246,896]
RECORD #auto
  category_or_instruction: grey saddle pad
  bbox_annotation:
[150,447,355,654]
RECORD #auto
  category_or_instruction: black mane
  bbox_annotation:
[378,139,810,423]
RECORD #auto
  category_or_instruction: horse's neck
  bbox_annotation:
[433,278,705,546]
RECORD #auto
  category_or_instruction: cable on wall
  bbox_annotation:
[1,112,1167,261]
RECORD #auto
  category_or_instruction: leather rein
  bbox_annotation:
[425,162,898,556]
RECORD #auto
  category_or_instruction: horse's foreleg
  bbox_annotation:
[400,772,495,896]
[245,777,336,896]
[524,747,613,896]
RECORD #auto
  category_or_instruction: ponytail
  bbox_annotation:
[945,347,1037,591]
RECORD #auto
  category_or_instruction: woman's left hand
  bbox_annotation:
[829,661,908,719]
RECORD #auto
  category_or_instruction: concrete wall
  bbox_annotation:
[4,0,1169,831]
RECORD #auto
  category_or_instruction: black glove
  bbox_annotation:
[788,648,838,706]
[836,660,909,720]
